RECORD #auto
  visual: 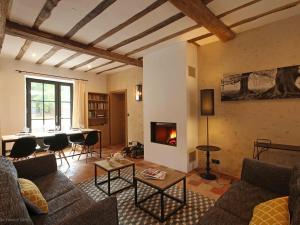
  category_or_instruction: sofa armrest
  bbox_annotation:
[13,154,57,180]
[241,158,291,195]
[58,197,118,225]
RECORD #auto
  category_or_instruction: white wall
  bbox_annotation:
[0,56,107,152]
[143,42,198,172]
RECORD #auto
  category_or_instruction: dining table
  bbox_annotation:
[1,128,102,158]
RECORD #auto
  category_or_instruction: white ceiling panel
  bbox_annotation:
[95,2,181,49]
[1,35,25,57]
[115,16,196,54]
[93,61,124,73]
[9,0,46,26]
[76,58,111,71]
[60,54,95,69]
[43,49,76,66]
[221,0,298,26]
[196,35,219,46]
[22,42,53,63]
[72,0,156,44]
[39,0,101,37]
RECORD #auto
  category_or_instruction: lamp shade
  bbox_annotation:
[201,89,215,116]
[135,84,142,101]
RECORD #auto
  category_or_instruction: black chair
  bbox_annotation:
[78,131,99,163]
[69,133,85,158]
[44,133,70,167]
[9,137,37,160]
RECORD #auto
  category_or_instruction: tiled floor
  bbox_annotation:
[56,145,234,200]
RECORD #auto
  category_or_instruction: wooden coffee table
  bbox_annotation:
[94,159,135,196]
[134,167,186,222]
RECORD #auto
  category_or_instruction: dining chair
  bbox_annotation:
[9,137,37,160]
[44,133,70,167]
[69,133,85,158]
[78,131,99,163]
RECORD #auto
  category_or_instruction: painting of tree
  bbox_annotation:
[221,65,300,101]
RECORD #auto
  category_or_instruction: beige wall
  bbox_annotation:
[0,56,106,152]
[107,67,143,144]
[198,15,300,177]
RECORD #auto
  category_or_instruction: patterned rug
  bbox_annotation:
[77,168,215,225]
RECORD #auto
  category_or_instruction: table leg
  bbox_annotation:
[108,171,111,196]
[133,164,135,183]
[160,190,164,222]
[183,177,186,204]
[2,141,6,156]
[134,178,138,206]
[99,131,102,158]
[94,165,97,186]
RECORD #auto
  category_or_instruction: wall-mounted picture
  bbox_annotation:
[221,65,300,101]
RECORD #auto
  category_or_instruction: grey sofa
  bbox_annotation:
[0,154,118,225]
[199,158,300,225]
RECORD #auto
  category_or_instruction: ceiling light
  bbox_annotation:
[87,64,91,69]
[31,53,36,58]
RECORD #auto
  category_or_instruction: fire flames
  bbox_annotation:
[170,130,176,139]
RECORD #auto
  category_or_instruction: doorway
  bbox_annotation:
[109,91,127,146]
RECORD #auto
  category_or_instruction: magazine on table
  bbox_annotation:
[141,168,167,180]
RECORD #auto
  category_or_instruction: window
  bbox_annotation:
[26,78,73,132]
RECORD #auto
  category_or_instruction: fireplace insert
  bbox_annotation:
[151,122,176,146]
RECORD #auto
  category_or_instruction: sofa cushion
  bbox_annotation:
[215,181,280,222]
[198,206,248,225]
[289,165,300,215]
[0,169,33,225]
[30,188,94,225]
[19,178,49,214]
[32,171,74,201]
[0,156,18,178]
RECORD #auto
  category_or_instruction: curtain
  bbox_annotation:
[72,80,87,128]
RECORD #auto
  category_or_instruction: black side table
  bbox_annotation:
[196,145,221,180]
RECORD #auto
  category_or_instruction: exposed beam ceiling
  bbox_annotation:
[189,0,300,43]
[6,21,143,67]
[70,56,97,70]
[107,12,185,51]
[85,60,114,72]
[54,52,81,67]
[38,0,116,65]
[15,0,61,60]
[126,0,262,56]
[89,0,167,46]
[96,64,126,74]
[0,0,11,52]
[168,0,235,41]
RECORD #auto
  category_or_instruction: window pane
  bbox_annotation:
[44,102,55,119]
[31,101,43,119]
[44,119,55,131]
[61,102,71,118]
[61,85,71,102]
[32,120,43,132]
[44,84,55,101]
[31,82,43,101]
[61,119,71,131]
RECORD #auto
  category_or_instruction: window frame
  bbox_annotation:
[26,78,73,131]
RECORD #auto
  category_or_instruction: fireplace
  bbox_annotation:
[151,122,176,146]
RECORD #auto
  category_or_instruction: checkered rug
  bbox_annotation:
[77,168,215,225]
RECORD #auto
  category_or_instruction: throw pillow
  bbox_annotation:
[18,178,48,214]
[249,196,290,225]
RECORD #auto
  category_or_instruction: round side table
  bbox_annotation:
[196,145,221,180]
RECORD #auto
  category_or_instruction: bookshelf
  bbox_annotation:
[88,92,110,146]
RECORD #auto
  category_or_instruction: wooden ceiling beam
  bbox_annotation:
[168,0,235,41]
[126,0,261,56]
[107,12,185,51]
[14,0,61,60]
[96,64,126,75]
[189,0,300,44]
[36,46,60,64]
[70,56,97,70]
[0,0,10,52]
[54,52,81,67]
[89,0,167,46]
[6,21,143,67]
[85,60,114,72]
